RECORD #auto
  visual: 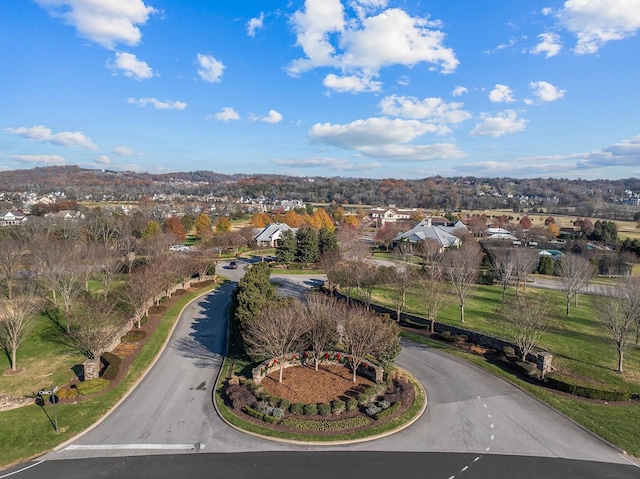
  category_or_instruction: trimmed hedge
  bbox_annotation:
[375,401,402,420]
[101,352,122,381]
[279,415,371,431]
[545,373,632,401]
[76,378,110,396]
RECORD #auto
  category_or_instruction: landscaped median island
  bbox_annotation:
[215,357,425,442]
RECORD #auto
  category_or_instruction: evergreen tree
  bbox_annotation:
[295,226,319,263]
[318,227,338,255]
[276,229,297,263]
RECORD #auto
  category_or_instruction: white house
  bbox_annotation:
[254,223,298,247]
[0,211,27,226]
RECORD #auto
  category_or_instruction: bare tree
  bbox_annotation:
[69,295,127,374]
[488,246,515,302]
[441,241,483,322]
[420,277,449,333]
[511,248,538,295]
[317,250,342,294]
[387,262,418,322]
[243,301,309,382]
[87,243,123,298]
[497,295,552,361]
[0,238,26,299]
[117,233,139,274]
[341,306,399,382]
[337,227,370,261]
[593,294,636,373]
[555,254,595,316]
[416,238,443,279]
[617,276,640,345]
[117,265,159,327]
[188,248,217,281]
[302,294,340,370]
[0,283,41,371]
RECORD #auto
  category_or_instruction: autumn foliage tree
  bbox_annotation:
[164,216,186,240]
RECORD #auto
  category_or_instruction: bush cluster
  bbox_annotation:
[226,384,257,410]
[121,330,147,343]
[304,403,318,416]
[56,387,79,399]
[374,401,401,420]
[318,403,332,416]
[331,400,346,415]
[279,415,371,431]
[76,378,110,396]
[440,330,468,343]
[100,352,122,381]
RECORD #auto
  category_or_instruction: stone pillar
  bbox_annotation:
[84,359,100,380]
[537,352,553,378]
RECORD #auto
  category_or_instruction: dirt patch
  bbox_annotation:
[261,364,374,404]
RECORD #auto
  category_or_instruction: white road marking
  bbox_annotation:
[65,444,201,451]
[0,461,44,478]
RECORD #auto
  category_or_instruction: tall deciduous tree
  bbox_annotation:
[164,216,186,240]
[497,295,552,361]
[441,241,483,323]
[341,306,399,382]
[511,248,538,295]
[0,238,26,299]
[488,247,515,302]
[214,216,232,233]
[194,213,212,240]
[555,254,595,316]
[594,294,636,373]
[421,278,449,333]
[387,263,417,322]
[243,301,308,382]
[0,283,41,371]
[303,294,340,370]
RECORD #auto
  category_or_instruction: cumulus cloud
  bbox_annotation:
[489,84,515,103]
[113,145,134,156]
[213,107,240,121]
[196,53,225,83]
[323,73,382,93]
[553,0,640,54]
[379,95,471,126]
[11,154,66,165]
[247,12,264,37]
[452,86,468,97]
[94,155,111,164]
[574,134,640,168]
[108,52,153,80]
[273,157,381,171]
[529,81,565,102]
[288,1,458,92]
[530,32,562,57]
[356,143,466,161]
[470,110,527,137]
[35,0,156,49]
[253,110,283,124]
[127,97,187,110]
[5,125,98,150]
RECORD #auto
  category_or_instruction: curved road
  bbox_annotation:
[5,258,638,478]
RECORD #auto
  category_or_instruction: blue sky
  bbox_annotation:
[1,0,640,180]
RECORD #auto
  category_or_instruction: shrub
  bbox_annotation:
[121,330,147,343]
[304,403,318,416]
[280,415,371,431]
[76,378,110,396]
[226,384,257,410]
[375,401,402,420]
[331,400,346,415]
[279,398,290,410]
[148,305,166,315]
[270,407,285,420]
[366,404,382,416]
[503,346,516,356]
[318,403,332,416]
[290,403,304,415]
[243,405,265,421]
[346,398,358,411]
[378,399,391,410]
[101,363,120,381]
[101,352,122,367]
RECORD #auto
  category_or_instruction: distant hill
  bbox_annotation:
[0,166,638,218]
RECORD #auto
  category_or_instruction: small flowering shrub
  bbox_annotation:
[331,400,346,415]
[304,403,318,416]
[280,415,371,431]
[318,403,332,416]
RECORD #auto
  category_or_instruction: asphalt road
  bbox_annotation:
[5,258,637,478]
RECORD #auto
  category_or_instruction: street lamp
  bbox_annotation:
[37,385,59,433]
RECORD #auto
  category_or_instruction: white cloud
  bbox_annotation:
[259,110,283,124]
[452,86,468,97]
[35,0,156,49]
[127,97,187,110]
[529,81,566,102]
[357,143,466,161]
[555,0,640,54]
[213,107,240,121]
[470,110,527,137]
[574,134,640,168]
[530,32,562,57]
[323,73,382,93]
[288,1,458,90]
[489,84,515,103]
[5,125,98,150]
[94,155,111,164]
[11,154,67,165]
[483,37,518,54]
[273,157,381,171]
[247,12,264,37]
[196,53,225,83]
[379,95,472,125]
[113,145,134,156]
[309,117,438,149]
[108,52,153,80]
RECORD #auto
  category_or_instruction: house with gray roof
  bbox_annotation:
[391,217,465,251]
[254,223,298,247]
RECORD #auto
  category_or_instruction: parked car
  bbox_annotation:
[229,261,238,269]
